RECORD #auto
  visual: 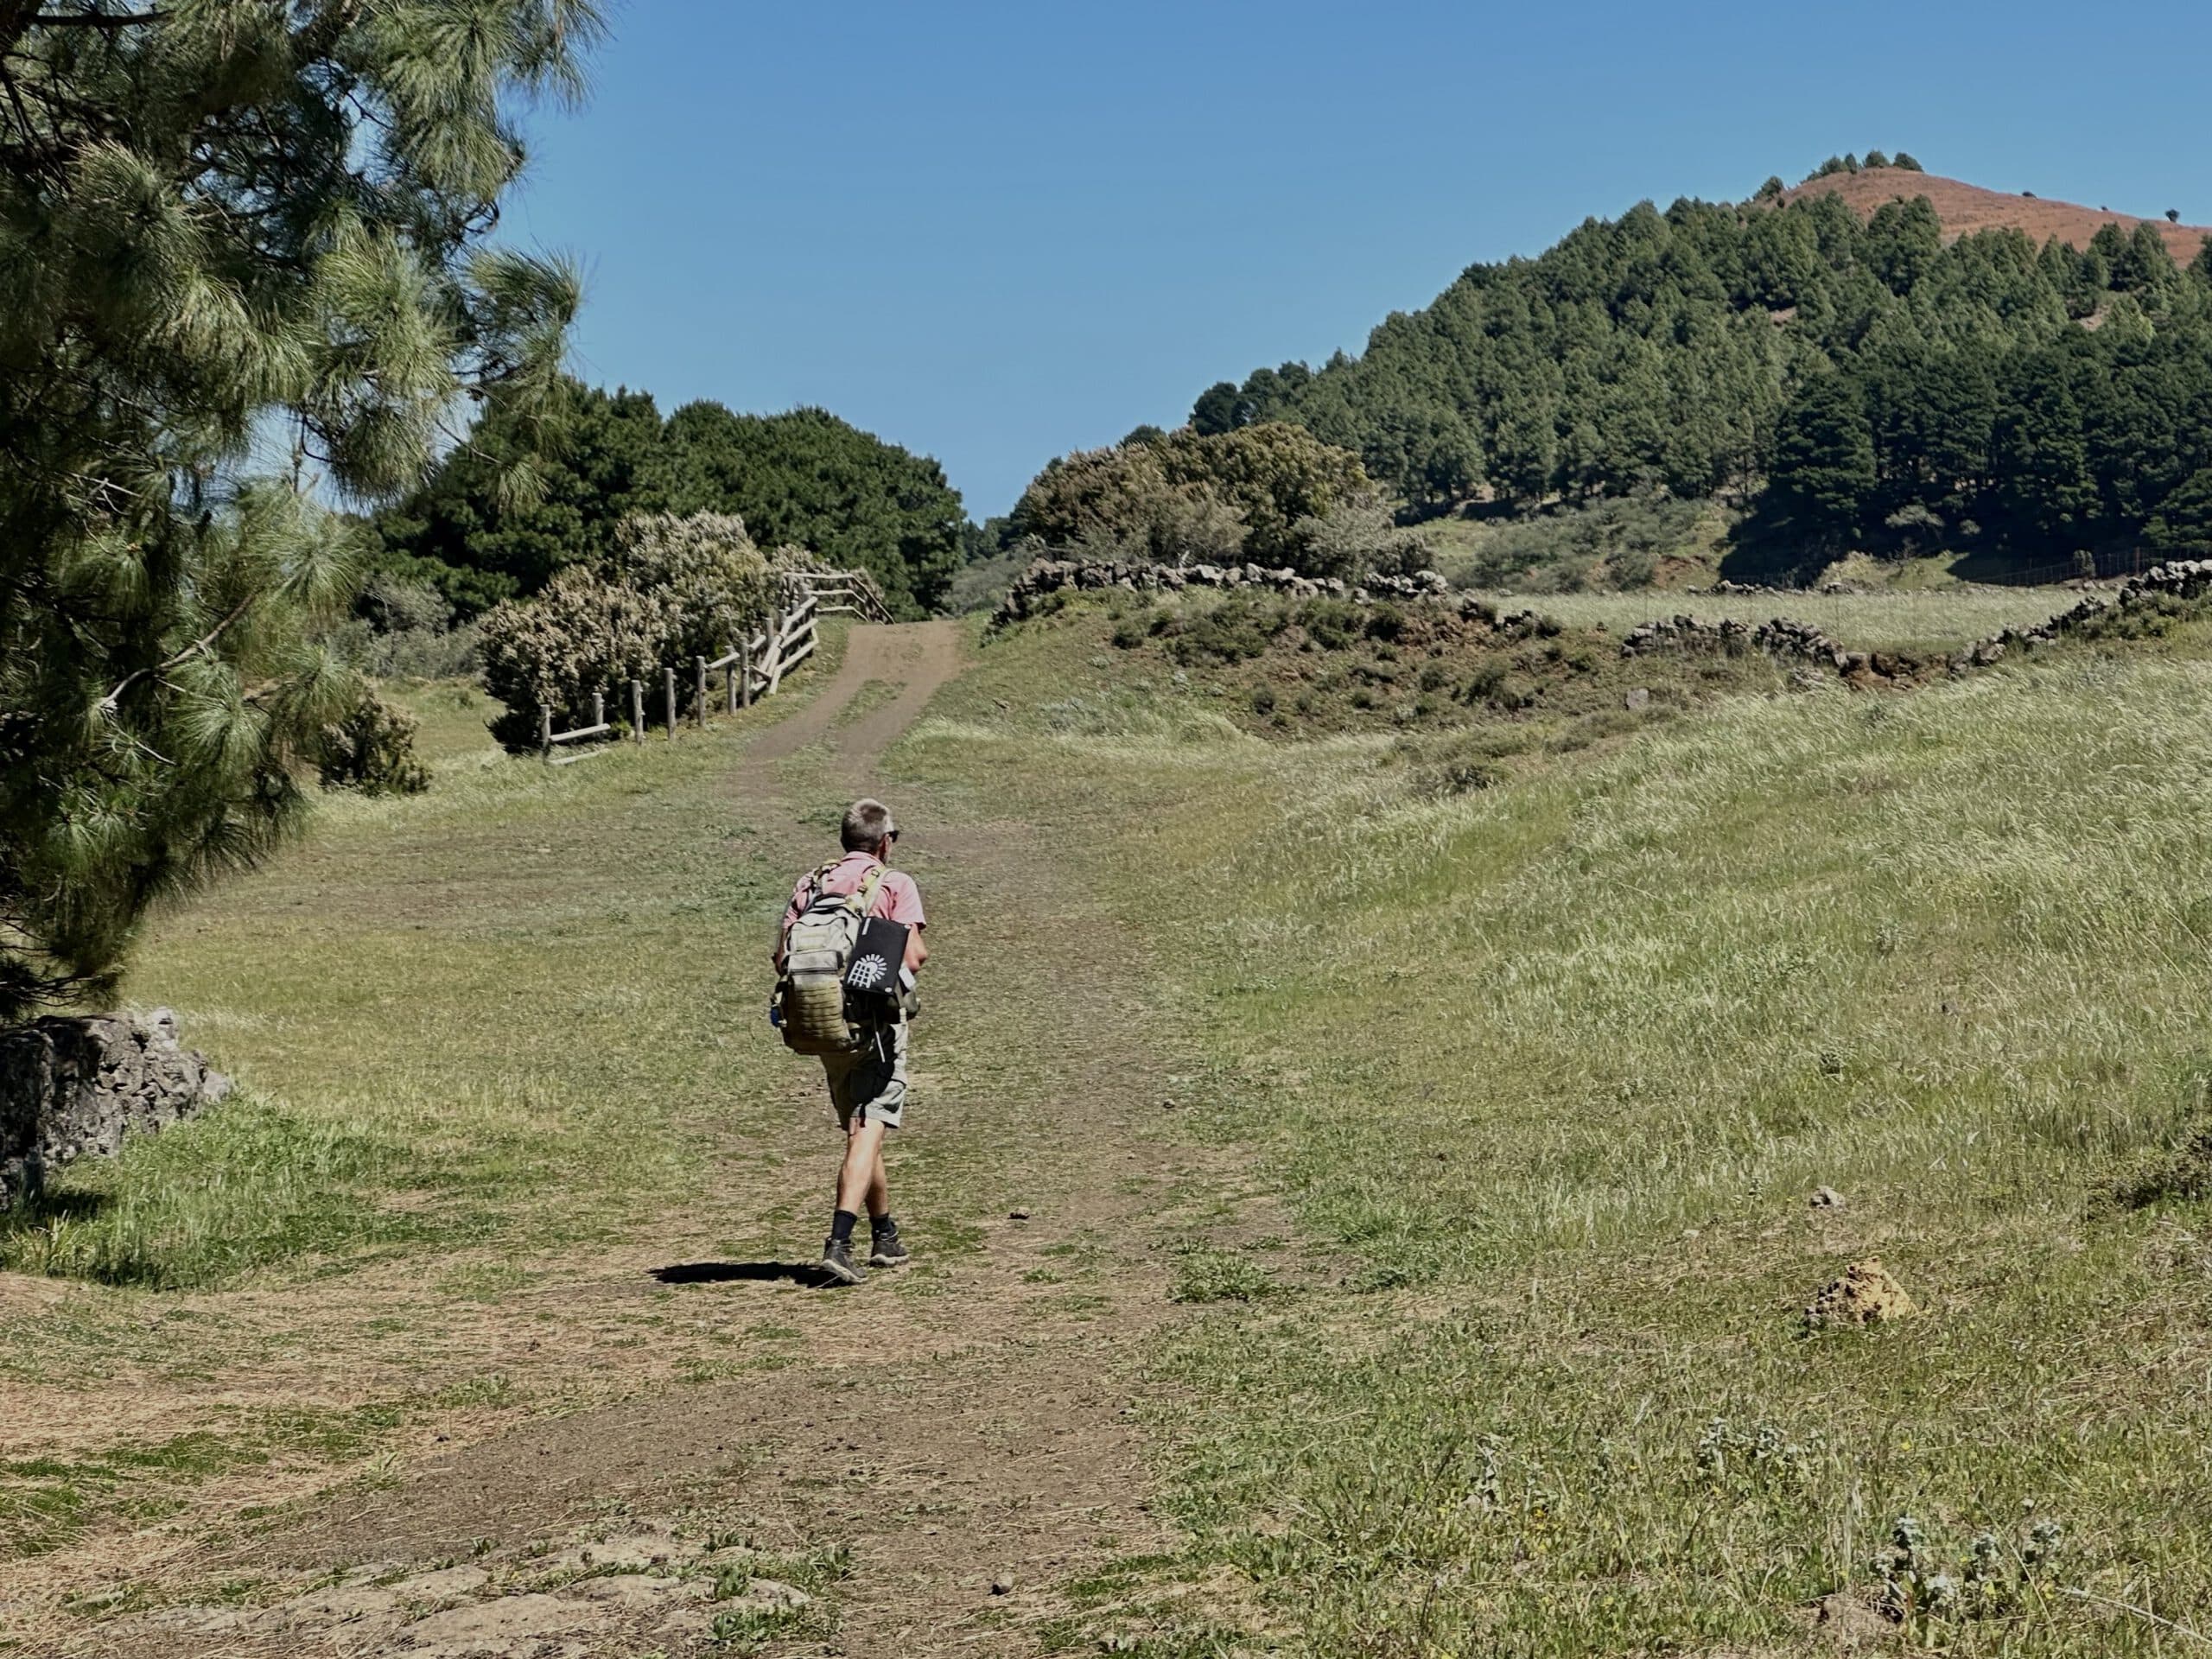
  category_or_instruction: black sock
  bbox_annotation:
[830,1209,858,1244]
[871,1214,897,1238]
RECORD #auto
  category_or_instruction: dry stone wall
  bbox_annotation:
[992,556,1449,626]
[0,1009,231,1211]
[997,554,2212,689]
[1624,563,2212,682]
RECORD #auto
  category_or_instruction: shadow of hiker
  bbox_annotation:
[648,1261,842,1289]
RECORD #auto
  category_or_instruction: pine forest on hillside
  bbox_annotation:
[1189,158,2212,580]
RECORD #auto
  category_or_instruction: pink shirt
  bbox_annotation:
[780,852,926,946]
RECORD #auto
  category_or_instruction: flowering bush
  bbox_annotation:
[604,512,773,669]
[479,568,672,751]
[478,512,778,751]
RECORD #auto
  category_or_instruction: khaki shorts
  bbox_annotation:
[821,1020,907,1131]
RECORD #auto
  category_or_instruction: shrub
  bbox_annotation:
[1294,598,1362,651]
[1363,603,1406,642]
[1166,598,1283,666]
[2107,1116,2212,1210]
[944,550,1032,616]
[1457,492,1707,593]
[1459,660,1508,702]
[601,512,771,670]
[317,688,430,796]
[477,512,780,751]
[1290,501,1433,582]
[1010,423,1370,569]
[479,568,672,751]
[353,574,480,680]
[1884,502,1947,556]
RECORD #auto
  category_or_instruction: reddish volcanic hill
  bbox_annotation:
[1781,168,2212,261]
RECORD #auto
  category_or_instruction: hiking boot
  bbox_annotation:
[819,1237,865,1286]
[868,1226,910,1269]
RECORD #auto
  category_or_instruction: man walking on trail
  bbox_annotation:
[774,798,930,1285]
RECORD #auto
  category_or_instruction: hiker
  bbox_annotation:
[772,798,930,1285]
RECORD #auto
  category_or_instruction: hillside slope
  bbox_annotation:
[1785,168,2212,261]
[1175,164,2212,583]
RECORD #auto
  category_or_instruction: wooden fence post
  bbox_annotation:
[629,678,645,745]
[725,660,738,714]
[663,666,677,739]
[694,656,708,728]
[741,640,753,709]
[538,705,552,760]
[590,690,605,732]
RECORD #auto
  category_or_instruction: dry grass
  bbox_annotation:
[909,604,2212,1656]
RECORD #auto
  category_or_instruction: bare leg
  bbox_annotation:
[865,1141,889,1221]
[836,1119,887,1217]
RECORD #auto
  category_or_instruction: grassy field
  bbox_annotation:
[0,642,893,1575]
[8,588,2211,1655]
[900,597,2212,1656]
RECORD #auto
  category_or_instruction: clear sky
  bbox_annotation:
[506,0,2212,519]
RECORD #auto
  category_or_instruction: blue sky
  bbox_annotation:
[507,0,2212,518]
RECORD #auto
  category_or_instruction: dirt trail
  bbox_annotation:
[747,620,965,766]
[51,623,1211,1659]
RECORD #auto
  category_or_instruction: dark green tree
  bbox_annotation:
[655,404,965,615]
[1770,374,1876,548]
[2147,466,2212,555]
[1191,381,1243,435]
[1991,350,2099,546]
[377,379,665,614]
[0,0,596,1020]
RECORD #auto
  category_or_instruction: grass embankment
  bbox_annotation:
[906,593,2212,1656]
[1039,587,1791,754]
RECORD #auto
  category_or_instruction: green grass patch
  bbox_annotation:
[0,1405,403,1558]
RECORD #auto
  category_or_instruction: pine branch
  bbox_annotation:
[0,2,161,59]
[26,8,165,25]
[96,592,256,715]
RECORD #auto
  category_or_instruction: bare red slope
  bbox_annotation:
[1781,168,2212,261]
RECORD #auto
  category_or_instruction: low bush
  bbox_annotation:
[317,686,430,796]
[476,512,775,751]
[1291,501,1434,582]
[478,567,671,751]
[1452,492,1715,591]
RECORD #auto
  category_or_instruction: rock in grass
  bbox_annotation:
[0,1008,232,1211]
[1802,1257,1917,1332]
[1810,1185,1846,1209]
[990,1573,1016,1596]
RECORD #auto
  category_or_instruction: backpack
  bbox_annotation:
[776,861,898,1056]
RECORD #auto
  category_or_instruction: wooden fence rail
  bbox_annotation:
[537,571,847,761]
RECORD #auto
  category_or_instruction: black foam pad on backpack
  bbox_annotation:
[844,917,910,1001]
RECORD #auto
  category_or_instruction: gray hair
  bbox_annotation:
[840,798,898,853]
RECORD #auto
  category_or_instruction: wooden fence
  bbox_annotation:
[537,569,859,763]
[807,571,894,623]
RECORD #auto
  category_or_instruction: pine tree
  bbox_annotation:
[1770,373,1876,549]
[377,379,667,614]
[0,2,600,1020]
